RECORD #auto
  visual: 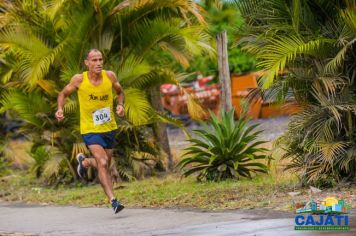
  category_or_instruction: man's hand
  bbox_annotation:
[55,109,64,121]
[116,104,124,117]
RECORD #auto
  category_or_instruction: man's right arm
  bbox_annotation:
[55,75,82,121]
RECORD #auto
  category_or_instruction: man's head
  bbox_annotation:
[84,49,103,74]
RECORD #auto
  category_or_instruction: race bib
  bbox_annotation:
[92,107,111,126]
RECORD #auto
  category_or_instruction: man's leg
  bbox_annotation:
[82,156,97,169]
[105,149,120,184]
[105,149,113,168]
[88,144,114,201]
[77,146,123,213]
[80,150,112,180]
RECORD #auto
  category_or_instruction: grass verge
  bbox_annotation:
[1,170,355,211]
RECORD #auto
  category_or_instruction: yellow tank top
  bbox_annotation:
[78,71,117,134]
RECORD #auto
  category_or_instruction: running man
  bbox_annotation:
[55,48,124,214]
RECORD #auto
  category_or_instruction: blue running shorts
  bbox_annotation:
[82,131,116,149]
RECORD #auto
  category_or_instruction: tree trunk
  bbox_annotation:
[150,86,173,171]
[217,31,232,112]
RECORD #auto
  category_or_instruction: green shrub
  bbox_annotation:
[178,109,269,181]
[0,156,10,177]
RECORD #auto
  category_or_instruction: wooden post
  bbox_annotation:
[150,86,173,171]
[217,31,232,112]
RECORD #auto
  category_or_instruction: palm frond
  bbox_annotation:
[124,88,154,125]
[325,38,356,73]
[120,0,206,25]
[0,28,67,89]
[186,92,208,121]
[128,17,188,58]
[109,0,130,16]
[340,6,356,32]
[320,141,348,164]
[42,155,63,179]
[154,111,186,130]
[258,36,334,88]
[0,89,52,127]
[63,98,78,114]
[71,142,89,162]
[37,79,57,96]
[45,0,70,20]
[116,55,151,86]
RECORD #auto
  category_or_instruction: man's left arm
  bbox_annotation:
[106,70,124,117]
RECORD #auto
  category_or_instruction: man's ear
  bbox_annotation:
[84,60,89,67]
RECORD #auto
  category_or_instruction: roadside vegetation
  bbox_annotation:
[1,158,355,210]
[178,110,269,181]
[0,165,303,210]
[238,0,356,186]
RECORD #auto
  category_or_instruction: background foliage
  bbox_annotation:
[178,110,269,182]
[0,0,213,183]
[237,0,356,186]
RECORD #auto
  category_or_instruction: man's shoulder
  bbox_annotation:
[73,73,83,80]
[69,74,84,88]
[104,70,117,81]
[71,73,83,83]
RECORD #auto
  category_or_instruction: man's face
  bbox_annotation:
[85,50,103,74]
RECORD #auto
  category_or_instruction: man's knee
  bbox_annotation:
[97,157,109,169]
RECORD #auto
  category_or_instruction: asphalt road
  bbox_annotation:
[0,202,354,236]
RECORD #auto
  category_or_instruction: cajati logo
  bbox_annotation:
[294,196,351,231]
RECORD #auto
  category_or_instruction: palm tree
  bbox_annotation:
[0,0,213,181]
[237,0,356,186]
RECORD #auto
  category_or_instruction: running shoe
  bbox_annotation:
[111,198,125,214]
[76,153,87,179]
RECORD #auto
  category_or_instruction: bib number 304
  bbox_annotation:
[92,107,111,126]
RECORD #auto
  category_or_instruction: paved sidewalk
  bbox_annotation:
[0,202,354,236]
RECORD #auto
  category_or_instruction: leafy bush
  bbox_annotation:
[238,0,356,186]
[30,145,70,185]
[114,123,163,181]
[278,97,356,187]
[178,110,269,181]
[0,155,10,177]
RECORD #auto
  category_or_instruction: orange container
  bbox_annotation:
[231,73,261,118]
